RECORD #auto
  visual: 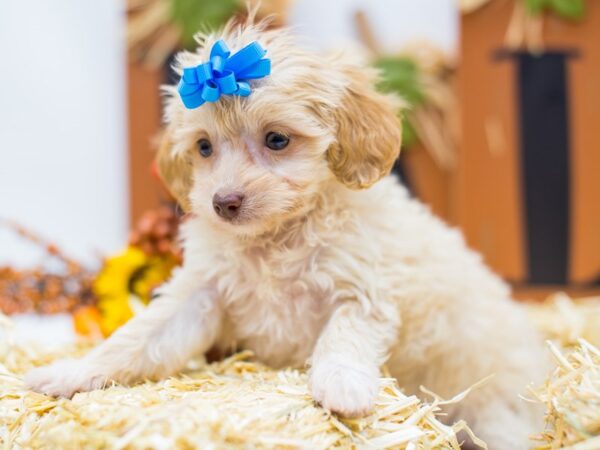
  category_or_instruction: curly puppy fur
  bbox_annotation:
[27,17,548,449]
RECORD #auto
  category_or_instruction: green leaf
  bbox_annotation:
[171,0,240,47]
[374,57,425,106]
[548,0,585,19]
[524,0,549,14]
[373,57,425,147]
[401,116,417,148]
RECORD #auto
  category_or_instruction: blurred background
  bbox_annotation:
[1,0,599,342]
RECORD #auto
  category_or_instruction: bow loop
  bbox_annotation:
[178,39,271,109]
[209,40,230,60]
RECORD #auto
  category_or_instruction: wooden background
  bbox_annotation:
[457,0,600,297]
[127,0,600,300]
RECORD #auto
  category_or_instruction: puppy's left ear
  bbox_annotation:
[156,126,193,212]
[327,64,402,189]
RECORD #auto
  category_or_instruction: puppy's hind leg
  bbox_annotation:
[452,388,542,450]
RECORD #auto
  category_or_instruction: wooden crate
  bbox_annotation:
[456,0,600,288]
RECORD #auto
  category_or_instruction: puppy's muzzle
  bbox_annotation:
[213,192,244,221]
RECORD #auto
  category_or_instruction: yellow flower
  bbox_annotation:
[93,246,177,336]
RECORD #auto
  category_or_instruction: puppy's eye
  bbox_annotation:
[197,138,213,158]
[265,132,289,151]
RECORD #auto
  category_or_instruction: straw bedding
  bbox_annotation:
[526,294,600,450]
[1,295,599,449]
[529,339,600,450]
[0,332,480,449]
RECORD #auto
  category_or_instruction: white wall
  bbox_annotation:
[289,0,458,55]
[0,0,127,268]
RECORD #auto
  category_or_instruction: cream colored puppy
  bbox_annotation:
[26,18,547,449]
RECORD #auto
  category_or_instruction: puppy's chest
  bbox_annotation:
[217,246,337,367]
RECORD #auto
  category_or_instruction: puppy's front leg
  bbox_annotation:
[309,301,398,418]
[25,272,221,398]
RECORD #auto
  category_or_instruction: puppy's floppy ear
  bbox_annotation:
[327,64,402,189]
[156,127,193,212]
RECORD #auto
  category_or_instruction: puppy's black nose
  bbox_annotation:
[213,192,244,220]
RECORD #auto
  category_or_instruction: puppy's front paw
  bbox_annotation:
[24,359,106,398]
[309,358,379,418]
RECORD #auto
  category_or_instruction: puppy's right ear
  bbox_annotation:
[156,127,193,212]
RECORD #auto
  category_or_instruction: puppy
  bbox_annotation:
[26,17,547,449]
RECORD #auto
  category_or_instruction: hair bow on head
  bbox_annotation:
[178,40,271,109]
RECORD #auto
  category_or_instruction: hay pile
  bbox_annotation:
[530,340,600,450]
[2,295,600,449]
[523,295,600,450]
[526,293,600,348]
[0,322,481,450]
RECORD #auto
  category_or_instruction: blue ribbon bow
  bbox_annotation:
[178,40,271,109]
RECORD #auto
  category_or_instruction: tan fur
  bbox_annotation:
[156,127,193,212]
[327,63,402,189]
[26,17,548,449]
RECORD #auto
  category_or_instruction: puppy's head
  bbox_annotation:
[158,18,402,236]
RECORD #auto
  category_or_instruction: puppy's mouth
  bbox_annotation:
[212,192,245,223]
[212,191,262,233]
[207,189,309,234]
[210,191,264,229]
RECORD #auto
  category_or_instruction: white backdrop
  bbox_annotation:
[289,0,458,54]
[0,0,456,269]
[0,0,127,269]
